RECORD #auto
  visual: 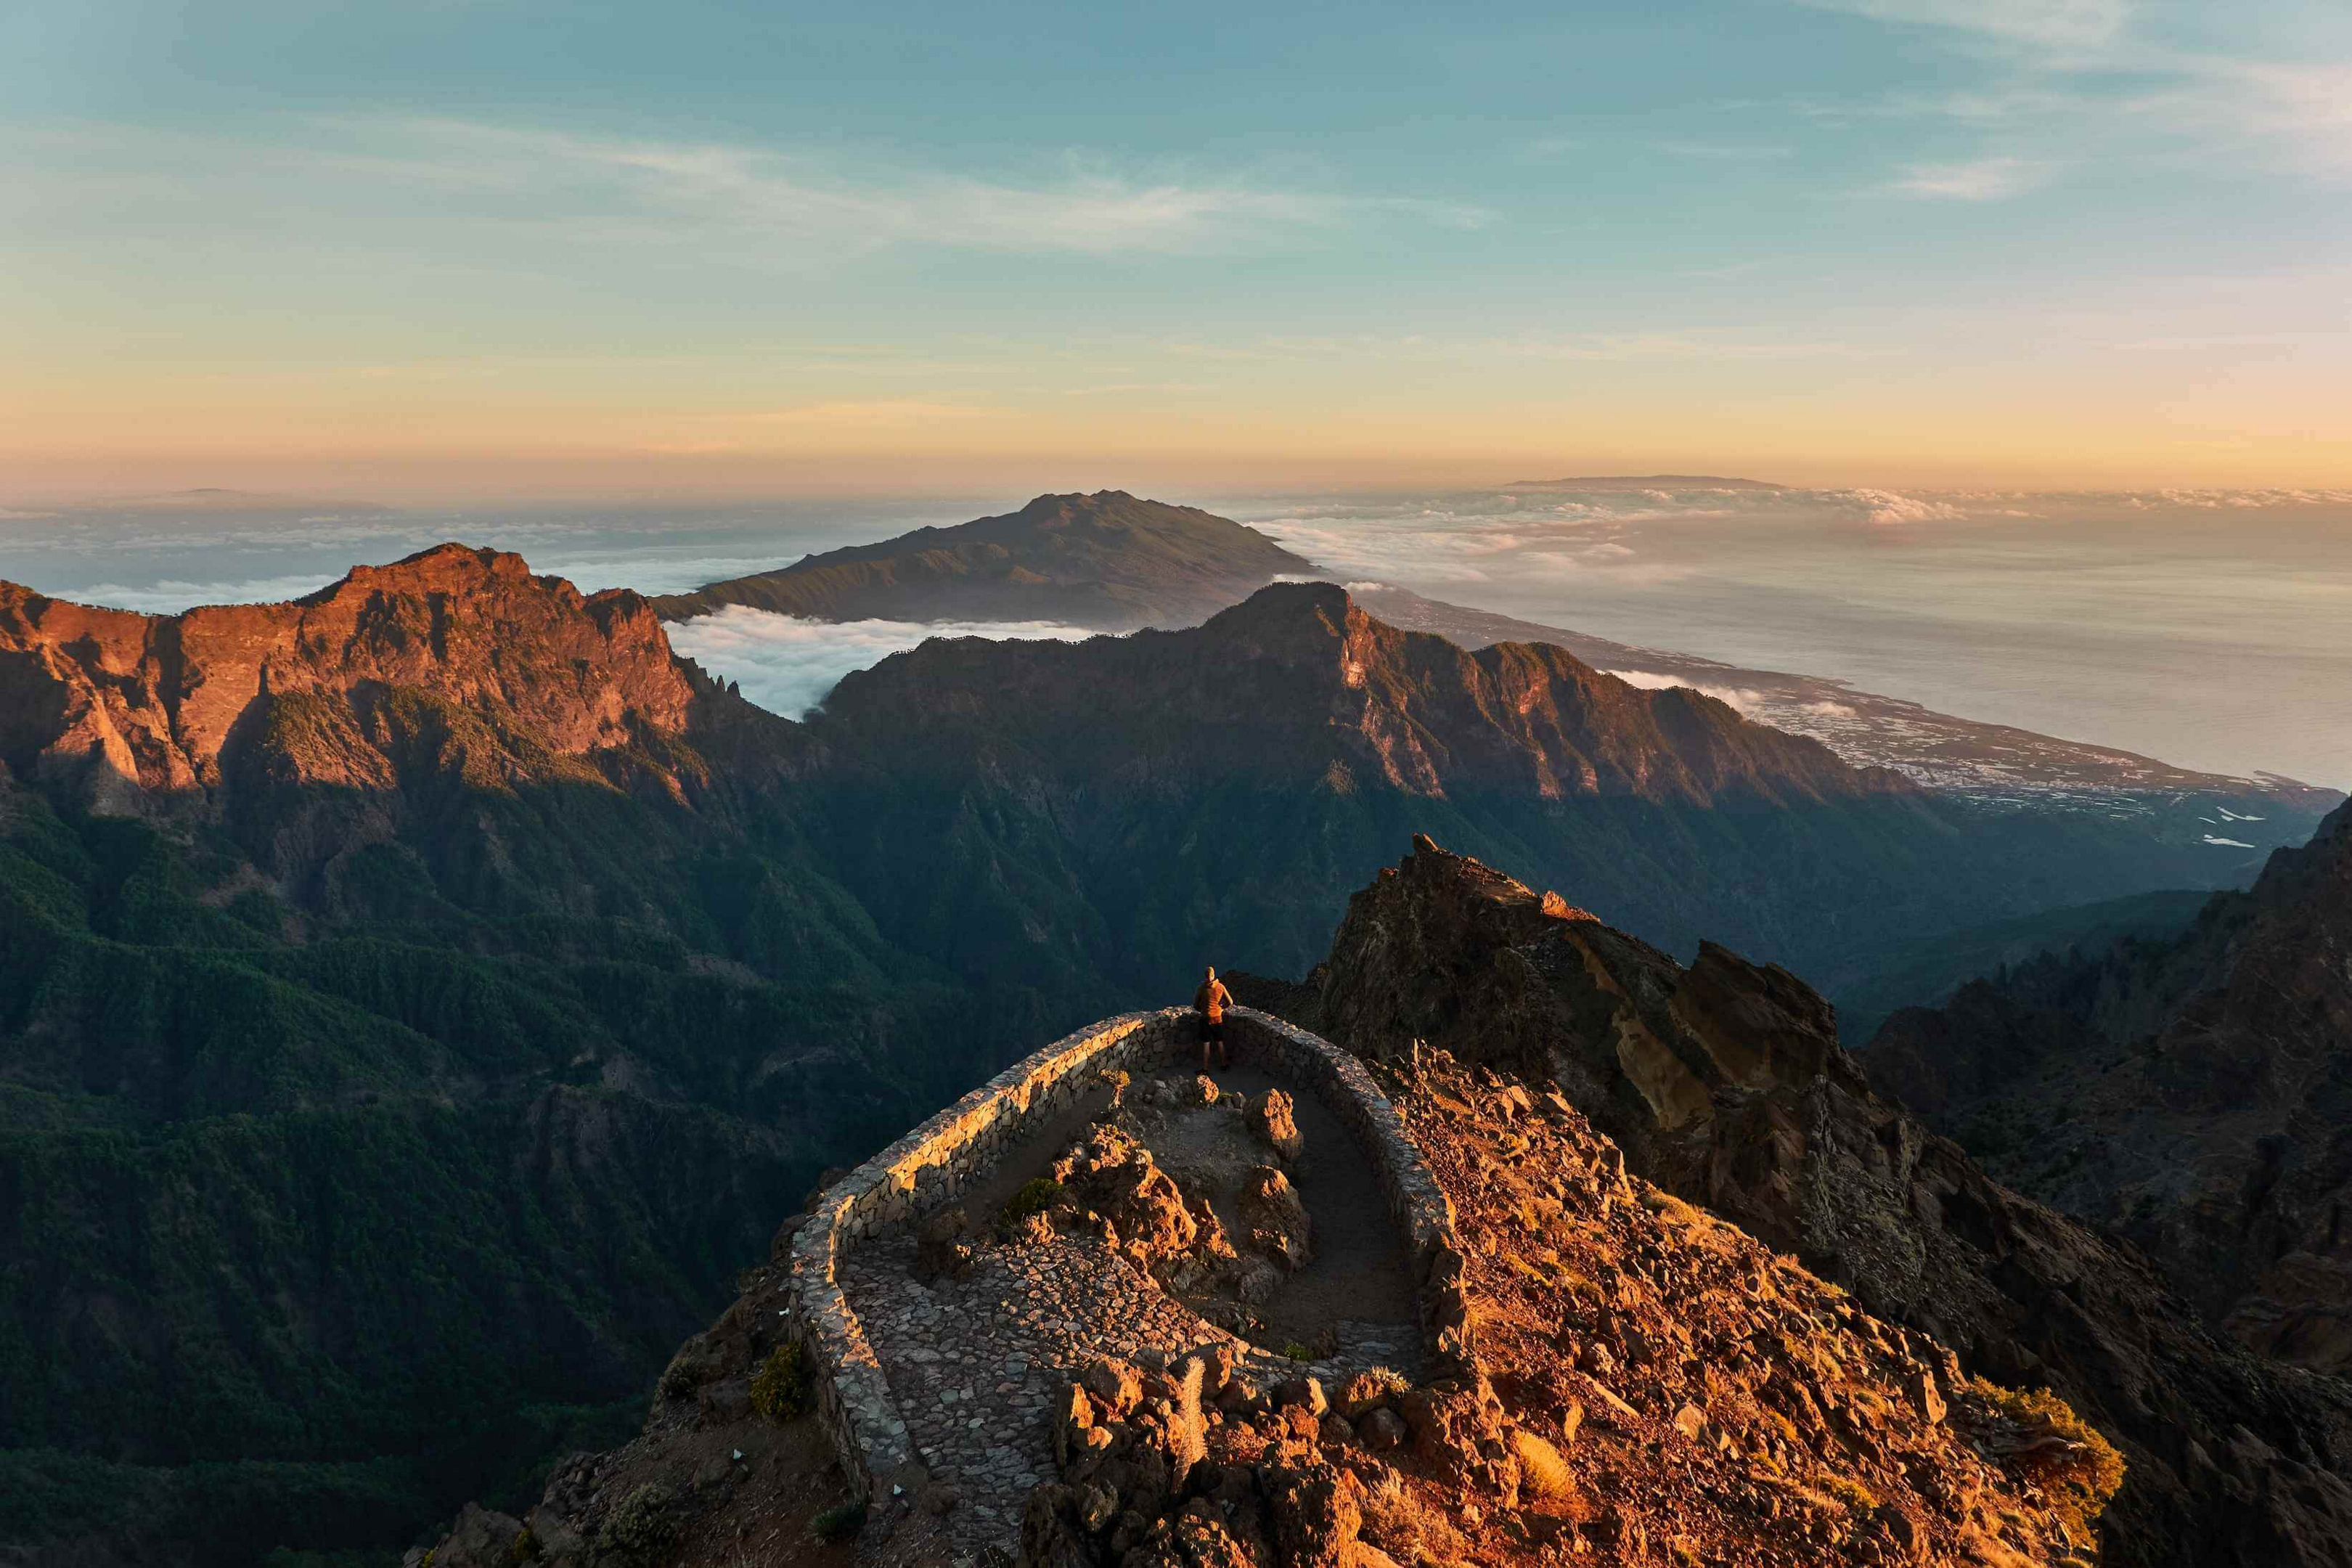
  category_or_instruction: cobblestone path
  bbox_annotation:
[839,1228,1418,1554]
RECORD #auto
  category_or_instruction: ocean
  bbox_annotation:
[4,483,2345,787]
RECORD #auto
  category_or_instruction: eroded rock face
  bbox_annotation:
[1281,836,2352,1568]
[1871,798,2352,1374]
[0,544,750,915]
[0,545,695,808]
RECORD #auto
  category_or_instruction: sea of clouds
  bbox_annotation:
[666,604,1093,718]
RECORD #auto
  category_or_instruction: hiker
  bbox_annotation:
[1193,965,1233,1070]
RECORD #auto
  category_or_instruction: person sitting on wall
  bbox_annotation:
[1193,965,1233,1071]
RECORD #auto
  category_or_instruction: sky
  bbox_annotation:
[5,0,2351,497]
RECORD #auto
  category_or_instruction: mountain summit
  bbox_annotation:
[651,489,1315,629]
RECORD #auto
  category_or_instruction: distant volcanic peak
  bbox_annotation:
[652,488,1315,629]
[1015,487,1153,520]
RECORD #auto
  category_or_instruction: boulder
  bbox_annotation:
[1082,1357,1146,1418]
[1238,1166,1312,1270]
[1251,1088,1306,1160]
[1262,1460,1366,1568]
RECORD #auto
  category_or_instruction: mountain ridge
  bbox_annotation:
[1868,796,2352,1372]
[1232,835,2352,1567]
[1,544,2332,1562]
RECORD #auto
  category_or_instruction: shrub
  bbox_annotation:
[810,1498,867,1541]
[504,1525,539,1564]
[1281,1342,1315,1363]
[997,1177,1065,1232]
[1821,1474,1879,1514]
[1967,1378,2127,1542]
[594,1484,675,1566]
[1512,1429,1576,1501]
[751,1342,810,1424]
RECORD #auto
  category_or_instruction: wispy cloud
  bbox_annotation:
[1792,1,2352,194]
[1887,155,2047,199]
[729,400,996,429]
[15,115,1492,269]
[374,118,1489,257]
[1794,0,2133,50]
[1653,139,1797,160]
[1055,382,1218,396]
[1156,330,1874,364]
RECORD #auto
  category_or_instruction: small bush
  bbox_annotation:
[594,1485,675,1566]
[751,1341,810,1424]
[1512,1429,1576,1501]
[1281,1342,1315,1363]
[1821,1474,1878,1514]
[1968,1377,2127,1541]
[504,1524,539,1565]
[997,1177,1065,1232]
[810,1498,867,1541]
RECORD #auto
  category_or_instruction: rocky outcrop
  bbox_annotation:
[1055,1124,1237,1286]
[1870,797,2352,1372]
[1019,1048,2110,1567]
[0,544,697,810]
[1259,836,2352,1568]
[1236,1165,1312,1271]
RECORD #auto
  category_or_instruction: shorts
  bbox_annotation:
[1199,1016,1225,1045]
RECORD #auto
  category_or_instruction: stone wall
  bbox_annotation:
[783,1005,1471,1503]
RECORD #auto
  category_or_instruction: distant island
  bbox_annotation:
[650,488,1314,629]
[1500,473,1787,490]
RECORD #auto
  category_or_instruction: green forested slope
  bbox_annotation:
[0,786,950,1566]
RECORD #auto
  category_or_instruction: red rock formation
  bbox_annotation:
[0,544,695,812]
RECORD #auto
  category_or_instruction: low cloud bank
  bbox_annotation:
[1604,668,1766,713]
[667,604,1093,718]
[1836,488,1968,526]
[62,575,342,613]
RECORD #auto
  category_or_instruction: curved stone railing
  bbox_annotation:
[783,1005,1467,1505]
